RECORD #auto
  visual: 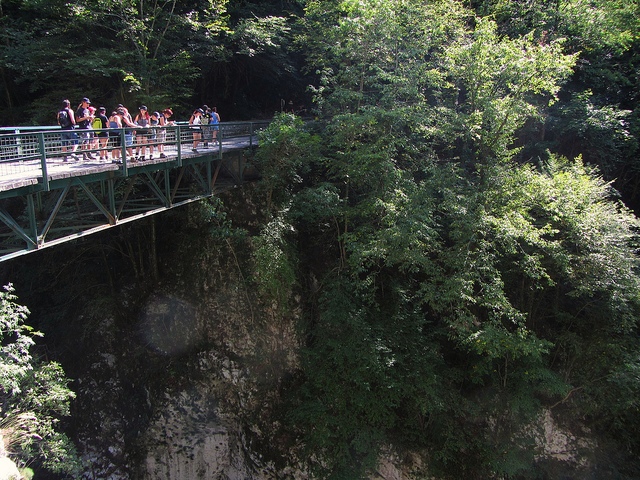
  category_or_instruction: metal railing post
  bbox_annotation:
[121,128,128,176]
[176,125,182,166]
[15,129,24,158]
[108,177,116,221]
[37,132,50,191]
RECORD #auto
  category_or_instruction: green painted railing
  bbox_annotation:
[0,120,270,261]
[0,121,269,190]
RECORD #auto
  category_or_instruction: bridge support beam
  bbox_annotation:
[0,146,255,262]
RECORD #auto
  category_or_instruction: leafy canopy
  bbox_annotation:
[0,285,78,475]
[259,0,640,478]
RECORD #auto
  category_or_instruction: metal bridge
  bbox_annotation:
[0,121,269,262]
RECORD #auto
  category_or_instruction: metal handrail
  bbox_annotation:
[0,121,270,189]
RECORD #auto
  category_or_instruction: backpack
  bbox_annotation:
[58,109,73,128]
[92,117,103,130]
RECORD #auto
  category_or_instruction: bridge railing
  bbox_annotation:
[0,120,270,186]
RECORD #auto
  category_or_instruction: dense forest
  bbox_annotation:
[1,0,640,479]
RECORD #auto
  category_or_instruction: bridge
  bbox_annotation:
[0,121,269,262]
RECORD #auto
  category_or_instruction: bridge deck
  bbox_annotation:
[0,122,266,196]
[0,134,256,192]
[0,121,268,261]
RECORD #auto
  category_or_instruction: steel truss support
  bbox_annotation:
[0,150,249,261]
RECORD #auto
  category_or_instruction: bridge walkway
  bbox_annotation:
[0,121,268,261]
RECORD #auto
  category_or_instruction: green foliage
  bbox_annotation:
[254,112,320,212]
[282,4,640,475]
[0,0,310,123]
[303,0,470,116]
[303,0,576,168]
[473,0,640,205]
[476,0,639,53]
[289,182,343,227]
[251,214,297,313]
[552,90,637,177]
[198,197,248,242]
[297,153,640,476]
[0,285,78,475]
[484,156,640,307]
[290,275,446,478]
[230,16,291,57]
[0,0,254,123]
[438,17,576,163]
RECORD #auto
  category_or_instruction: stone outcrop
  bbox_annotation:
[0,457,20,480]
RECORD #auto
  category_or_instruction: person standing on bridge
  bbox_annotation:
[161,108,174,126]
[94,107,110,161]
[117,105,135,153]
[211,106,220,143]
[157,108,174,159]
[108,110,122,162]
[117,108,137,161]
[76,97,96,161]
[189,108,204,153]
[201,104,211,147]
[57,99,79,162]
[134,105,151,161]
[149,111,161,159]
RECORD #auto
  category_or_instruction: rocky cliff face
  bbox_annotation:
[73,299,299,480]
[64,186,305,479]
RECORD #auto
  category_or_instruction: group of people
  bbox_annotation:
[188,105,221,153]
[56,98,220,163]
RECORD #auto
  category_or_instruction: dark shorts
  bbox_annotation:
[61,130,78,147]
[109,132,121,147]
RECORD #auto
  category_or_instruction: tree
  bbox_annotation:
[472,0,640,209]
[0,0,231,124]
[436,17,576,164]
[302,0,470,116]
[254,112,319,213]
[100,0,230,106]
[0,285,78,476]
[473,0,638,53]
[279,1,640,477]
